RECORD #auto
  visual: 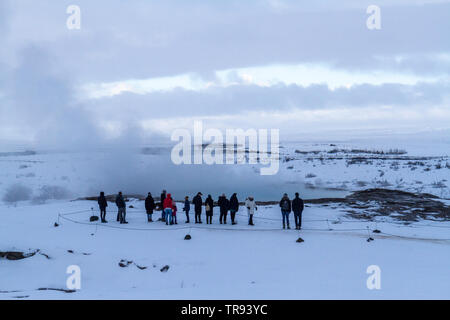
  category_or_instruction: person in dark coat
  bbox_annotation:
[279,193,291,229]
[160,190,167,221]
[115,191,128,224]
[98,191,108,223]
[218,194,230,224]
[229,193,239,225]
[145,192,155,222]
[292,192,305,230]
[183,196,190,223]
[205,194,214,224]
[192,192,203,223]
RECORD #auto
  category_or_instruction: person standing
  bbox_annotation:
[183,196,190,223]
[115,191,128,224]
[193,192,203,223]
[160,190,167,222]
[172,202,178,225]
[163,193,173,226]
[218,194,229,224]
[292,192,305,230]
[205,194,214,224]
[145,192,155,222]
[229,193,239,225]
[245,196,257,226]
[279,193,291,229]
[98,191,108,223]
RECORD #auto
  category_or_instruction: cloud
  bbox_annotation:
[83,80,450,119]
[2,0,450,83]
[0,0,449,145]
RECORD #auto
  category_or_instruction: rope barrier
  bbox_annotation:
[377,231,450,242]
[82,207,450,229]
[58,214,283,232]
[56,209,450,241]
[123,209,450,228]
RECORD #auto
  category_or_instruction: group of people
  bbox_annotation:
[97,190,304,229]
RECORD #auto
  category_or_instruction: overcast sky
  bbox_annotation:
[0,0,449,148]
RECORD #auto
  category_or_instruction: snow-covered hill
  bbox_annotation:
[278,141,450,198]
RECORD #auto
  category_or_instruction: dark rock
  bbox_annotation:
[307,188,450,222]
[135,264,147,270]
[37,288,75,293]
[0,251,37,260]
[38,252,50,259]
[160,265,170,272]
[184,234,192,240]
[119,259,133,268]
[296,237,304,243]
[54,222,59,227]
[373,229,381,233]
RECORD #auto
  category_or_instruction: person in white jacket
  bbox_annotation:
[245,196,257,226]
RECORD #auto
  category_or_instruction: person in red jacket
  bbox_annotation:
[163,193,173,225]
[172,202,178,225]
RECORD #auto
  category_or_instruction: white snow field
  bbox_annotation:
[1,198,449,300]
[1,138,449,299]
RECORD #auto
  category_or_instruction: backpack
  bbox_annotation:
[281,199,290,211]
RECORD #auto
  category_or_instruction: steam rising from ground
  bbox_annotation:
[0,45,296,200]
